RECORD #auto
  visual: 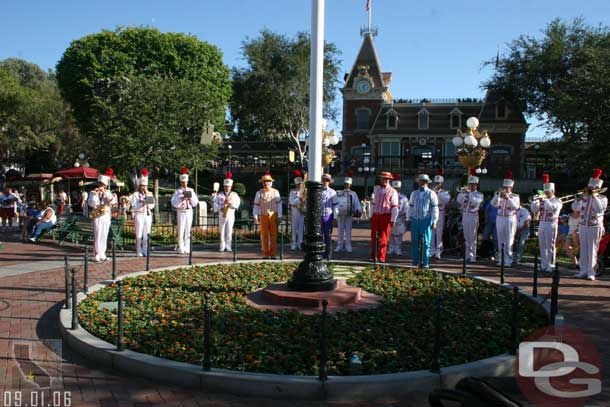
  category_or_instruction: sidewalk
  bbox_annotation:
[0,230,608,406]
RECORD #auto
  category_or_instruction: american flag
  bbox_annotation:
[366,0,371,12]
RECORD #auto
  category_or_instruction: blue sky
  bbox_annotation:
[2,0,609,138]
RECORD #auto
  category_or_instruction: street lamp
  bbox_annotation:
[452,116,492,174]
[73,152,90,168]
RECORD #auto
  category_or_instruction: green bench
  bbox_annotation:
[43,214,124,249]
[41,213,78,244]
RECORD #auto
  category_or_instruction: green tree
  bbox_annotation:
[230,30,342,163]
[0,59,81,169]
[485,18,610,176]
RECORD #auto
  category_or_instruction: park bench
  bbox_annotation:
[40,213,78,244]
[68,217,125,249]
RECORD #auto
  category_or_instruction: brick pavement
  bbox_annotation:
[0,229,608,406]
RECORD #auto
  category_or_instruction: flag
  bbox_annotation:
[366,0,371,12]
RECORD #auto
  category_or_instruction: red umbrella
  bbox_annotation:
[54,167,99,179]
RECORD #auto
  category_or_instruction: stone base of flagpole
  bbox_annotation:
[288,181,337,292]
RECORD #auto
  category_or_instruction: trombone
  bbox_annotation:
[559,187,607,205]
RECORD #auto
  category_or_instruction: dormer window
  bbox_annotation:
[496,102,508,119]
[386,110,398,129]
[449,107,463,129]
[418,108,429,130]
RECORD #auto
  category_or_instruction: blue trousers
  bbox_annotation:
[411,217,433,267]
[514,228,530,261]
[32,221,54,238]
[321,213,333,259]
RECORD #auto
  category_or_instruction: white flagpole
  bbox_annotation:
[368,0,372,32]
[308,0,324,183]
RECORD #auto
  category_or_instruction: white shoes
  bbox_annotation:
[586,275,596,281]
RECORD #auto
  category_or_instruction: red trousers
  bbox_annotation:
[371,213,392,261]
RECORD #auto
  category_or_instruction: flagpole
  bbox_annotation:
[368,0,372,32]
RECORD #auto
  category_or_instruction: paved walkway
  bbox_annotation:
[0,230,608,406]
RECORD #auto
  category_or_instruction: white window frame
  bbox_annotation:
[449,107,463,129]
[386,109,398,129]
[417,108,429,130]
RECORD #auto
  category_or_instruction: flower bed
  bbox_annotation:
[78,263,547,376]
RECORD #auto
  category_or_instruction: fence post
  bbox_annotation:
[64,256,70,309]
[111,237,117,280]
[510,286,519,355]
[431,295,442,373]
[500,243,505,284]
[83,245,89,293]
[550,263,560,325]
[462,239,467,275]
[188,228,193,266]
[116,280,124,351]
[71,268,78,330]
[202,292,211,371]
[280,219,284,260]
[319,299,328,381]
[532,247,538,297]
[146,233,151,272]
[232,223,237,263]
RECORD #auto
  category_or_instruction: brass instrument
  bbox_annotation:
[528,192,545,204]
[456,185,469,194]
[559,187,607,205]
[297,172,308,214]
[90,189,110,219]
[222,194,232,217]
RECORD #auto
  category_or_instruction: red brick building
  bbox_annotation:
[341,34,529,182]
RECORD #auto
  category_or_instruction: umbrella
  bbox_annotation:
[54,167,99,179]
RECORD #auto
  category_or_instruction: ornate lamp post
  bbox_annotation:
[289,0,337,292]
[73,152,90,168]
[452,117,492,175]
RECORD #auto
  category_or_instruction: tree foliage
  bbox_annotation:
[56,26,231,175]
[0,58,81,170]
[230,30,342,163]
[485,18,610,175]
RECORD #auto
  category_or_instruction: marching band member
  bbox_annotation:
[130,168,155,257]
[572,169,608,280]
[408,174,439,268]
[530,174,562,272]
[388,174,409,256]
[431,169,451,259]
[370,171,399,262]
[335,171,362,253]
[491,171,520,267]
[253,172,282,259]
[320,173,338,259]
[87,168,114,263]
[213,172,240,252]
[171,167,199,254]
[457,170,484,262]
[289,170,305,250]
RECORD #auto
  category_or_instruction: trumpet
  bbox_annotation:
[528,192,545,204]
[456,185,469,194]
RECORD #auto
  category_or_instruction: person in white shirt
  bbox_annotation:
[171,167,199,254]
[320,174,338,259]
[87,169,115,262]
[513,205,532,263]
[431,169,451,259]
[530,174,563,272]
[289,170,305,250]
[491,171,521,267]
[213,172,241,252]
[388,175,409,256]
[29,201,57,242]
[370,172,399,262]
[0,187,20,227]
[408,174,439,268]
[130,168,155,257]
[572,169,608,280]
[335,171,362,253]
[457,171,484,262]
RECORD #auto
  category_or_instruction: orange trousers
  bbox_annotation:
[260,213,278,257]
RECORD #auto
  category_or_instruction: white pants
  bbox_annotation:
[336,215,353,251]
[496,215,516,266]
[291,210,304,249]
[579,225,603,277]
[219,212,235,250]
[431,214,445,257]
[92,214,111,261]
[134,213,152,256]
[177,210,193,254]
[538,221,558,272]
[462,213,479,261]
[388,221,406,255]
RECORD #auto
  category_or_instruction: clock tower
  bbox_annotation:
[341,33,393,166]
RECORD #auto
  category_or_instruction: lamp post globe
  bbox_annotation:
[466,117,479,129]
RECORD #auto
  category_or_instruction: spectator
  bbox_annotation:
[57,188,68,215]
[481,194,498,259]
[29,201,57,242]
[79,183,89,217]
[0,187,20,227]
[563,210,580,268]
[513,205,532,263]
[21,201,40,241]
[556,214,570,246]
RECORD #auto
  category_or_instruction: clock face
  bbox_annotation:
[355,79,372,94]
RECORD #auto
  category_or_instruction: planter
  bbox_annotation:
[458,153,485,169]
